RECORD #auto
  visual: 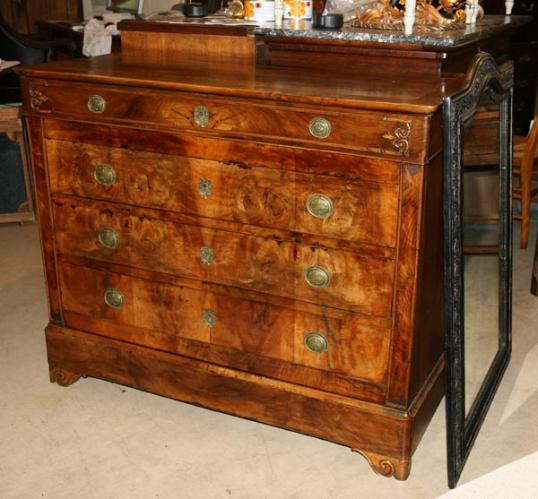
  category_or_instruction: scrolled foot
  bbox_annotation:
[352,449,411,480]
[50,367,82,387]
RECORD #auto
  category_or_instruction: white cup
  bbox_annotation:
[244,0,276,22]
[283,0,313,20]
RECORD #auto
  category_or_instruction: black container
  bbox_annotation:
[182,2,209,17]
[312,13,343,29]
[203,0,222,13]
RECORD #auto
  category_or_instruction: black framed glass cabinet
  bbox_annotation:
[443,52,513,488]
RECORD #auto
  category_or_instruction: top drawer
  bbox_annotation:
[23,79,430,162]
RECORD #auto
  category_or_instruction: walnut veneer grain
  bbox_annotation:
[18,22,493,479]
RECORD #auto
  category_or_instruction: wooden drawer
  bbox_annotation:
[25,79,429,161]
[58,262,391,387]
[53,199,395,317]
[46,139,399,248]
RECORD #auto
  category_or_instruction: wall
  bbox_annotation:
[82,0,178,18]
[143,0,178,14]
[1,0,80,32]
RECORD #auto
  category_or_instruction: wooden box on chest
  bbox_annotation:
[20,19,519,480]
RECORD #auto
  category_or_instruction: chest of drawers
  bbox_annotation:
[17,22,479,480]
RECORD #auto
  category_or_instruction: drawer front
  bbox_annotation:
[46,139,399,248]
[59,262,391,386]
[53,200,395,317]
[25,79,428,161]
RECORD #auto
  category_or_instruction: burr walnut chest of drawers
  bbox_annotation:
[16,21,491,480]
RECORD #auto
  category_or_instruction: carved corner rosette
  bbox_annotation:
[382,119,411,157]
[29,86,51,113]
[352,448,411,481]
[50,367,82,387]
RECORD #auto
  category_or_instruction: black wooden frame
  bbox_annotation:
[443,52,514,489]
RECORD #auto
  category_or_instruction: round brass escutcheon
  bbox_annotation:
[304,266,331,289]
[88,94,107,114]
[306,193,334,219]
[104,288,124,308]
[304,332,328,354]
[97,227,120,249]
[308,117,332,139]
[93,163,116,187]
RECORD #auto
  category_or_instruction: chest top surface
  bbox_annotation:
[20,54,464,114]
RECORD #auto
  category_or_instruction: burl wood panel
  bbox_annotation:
[53,199,395,317]
[24,79,430,162]
[46,139,400,248]
[58,260,389,402]
[58,262,392,385]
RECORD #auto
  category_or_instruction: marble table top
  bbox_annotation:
[255,15,531,49]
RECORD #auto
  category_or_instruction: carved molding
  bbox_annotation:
[29,87,50,113]
[382,120,411,157]
[50,367,82,387]
[352,449,411,481]
[352,0,483,32]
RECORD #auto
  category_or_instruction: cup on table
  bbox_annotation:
[244,0,276,21]
[284,0,313,19]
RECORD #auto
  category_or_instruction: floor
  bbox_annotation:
[0,220,537,499]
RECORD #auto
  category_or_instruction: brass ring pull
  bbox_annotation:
[306,193,334,219]
[304,332,328,354]
[309,117,331,139]
[202,309,217,328]
[93,164,116,186]
[104,288,124,308]
[304,266,331,289]
[194,105,209,128]
[97,228,120,249]
[88,94,107,114]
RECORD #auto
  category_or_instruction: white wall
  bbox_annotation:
[82,0,178,19]
[143,0,179,14]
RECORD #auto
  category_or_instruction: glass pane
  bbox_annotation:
[462,94,501,416]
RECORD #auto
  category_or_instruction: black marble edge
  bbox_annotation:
[254,15,532,49]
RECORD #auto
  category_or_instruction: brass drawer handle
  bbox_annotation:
[94,164,116,186]
[198,178,213,199]
[304,266,331,289]
[97,228,120,249]
[200,246,214,265]
[194,105,209,128]
[309,117,331,139]
[306,193,333,219]
[88,94,107,114]
[304,332,328,354]
[104,288,124,308]
[202,309,217,328]
[518,55,532,63]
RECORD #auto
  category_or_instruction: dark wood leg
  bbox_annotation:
[352,449,411,481]
[49,367,82,386]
